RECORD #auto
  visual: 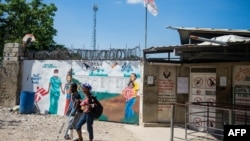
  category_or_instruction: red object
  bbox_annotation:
[64,99,70,115]
[34,87,48,102]
[123,87,134,101]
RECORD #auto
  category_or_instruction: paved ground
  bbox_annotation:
[125,124,221,141]
[0,106,220,141]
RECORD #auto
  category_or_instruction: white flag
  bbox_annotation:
[144,0,158,16]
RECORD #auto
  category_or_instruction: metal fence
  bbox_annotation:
[170,102,250,141]
[24,46,141,60]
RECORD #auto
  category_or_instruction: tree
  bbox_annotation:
[0,1,7,59]
[0,0,58,58]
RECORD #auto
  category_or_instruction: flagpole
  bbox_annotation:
[145,2,148,49]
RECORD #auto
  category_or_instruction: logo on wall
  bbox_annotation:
[31,74,42,84]
[163,71,171,79]
[42,64,57,68]
[207,119,215,128]
[121,62,133,72]
[206,77,216,88]
[194,97,203,103]
[196,89,201,95]
[82,61,103,71]
[234,67,250,82]
[35,86,48,102]
[194,77,203,88]
[193,117,202,127]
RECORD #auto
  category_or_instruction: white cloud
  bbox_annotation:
[126,0,144,4]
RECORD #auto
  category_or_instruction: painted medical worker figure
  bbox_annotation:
[47,69,65,114]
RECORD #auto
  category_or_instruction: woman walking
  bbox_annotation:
[74,83,95,141]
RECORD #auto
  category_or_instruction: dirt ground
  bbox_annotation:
[0,106,140,141]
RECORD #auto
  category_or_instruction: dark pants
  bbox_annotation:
[75,112,94,140]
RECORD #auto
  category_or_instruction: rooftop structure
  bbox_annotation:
[144,27,250,63]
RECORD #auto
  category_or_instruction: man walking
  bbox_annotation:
[64,83,82,140]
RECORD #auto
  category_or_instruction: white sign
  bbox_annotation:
[220,76,227,86]
[147,75,154,85]
[189,72,217,131]
[177,77,189,94]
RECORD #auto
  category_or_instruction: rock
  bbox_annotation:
[12,105,20,111]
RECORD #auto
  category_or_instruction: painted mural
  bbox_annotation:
[22,60,142,124]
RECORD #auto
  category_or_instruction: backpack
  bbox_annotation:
[90,95,103,120]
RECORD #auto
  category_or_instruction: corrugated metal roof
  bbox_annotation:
[166,26,250,45]
[143,27,250,63]
[166,26,250,33]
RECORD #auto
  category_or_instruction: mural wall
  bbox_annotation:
[22,60,142,124]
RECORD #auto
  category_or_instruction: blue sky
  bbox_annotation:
[43,0,250,50]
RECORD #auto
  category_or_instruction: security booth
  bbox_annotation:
[141,27,250,136]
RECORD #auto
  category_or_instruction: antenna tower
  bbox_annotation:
[92,4,98,50]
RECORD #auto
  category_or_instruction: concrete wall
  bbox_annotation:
[214,65,232,103]
[142,63,188,125]
[0,43,23,107]
[142,63,177,124]
[142,61,250,127]
[175,66,189,123]
[215,65,232,129]
[142,63,159,123]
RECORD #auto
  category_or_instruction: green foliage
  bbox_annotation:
[0,0,58,57]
